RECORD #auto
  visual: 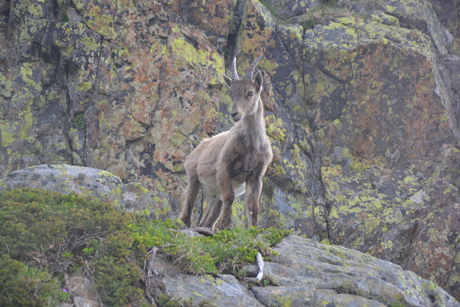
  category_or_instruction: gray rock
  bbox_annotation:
[122,182,175,220]
[66,271,100,307]
[0,164,179,221]
[252,236,459,307]
[0,164,123,206]
[164,273,264,307]
[152,256,263,307]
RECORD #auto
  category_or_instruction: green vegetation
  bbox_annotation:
[0,188,291,306]
[74,113,85,131]
[301,18,317,30]
[0,254,70,306]
[57,0,70,23]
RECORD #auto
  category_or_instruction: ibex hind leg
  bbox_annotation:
[198,197,223,228]
[179,175,200,228]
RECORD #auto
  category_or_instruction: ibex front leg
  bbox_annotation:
[246,176,263,227]
[179,173,200,228]
[217,168,235,229]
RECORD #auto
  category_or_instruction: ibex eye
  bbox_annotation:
[248,91,254,97]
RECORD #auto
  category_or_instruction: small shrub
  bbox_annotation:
[74,113,85,131]
[302,19,317,29]
[95,255,144,306]
[0,254,68,306]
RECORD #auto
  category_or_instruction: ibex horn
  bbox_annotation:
[242,55,263,80]
[232,57,239,80]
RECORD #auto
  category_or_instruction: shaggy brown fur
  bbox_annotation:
[179,56,273,229]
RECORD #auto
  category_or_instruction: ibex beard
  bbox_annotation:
[179,56,273,230]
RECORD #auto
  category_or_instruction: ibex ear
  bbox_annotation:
[254,71,263,94]
[223,74,232,87]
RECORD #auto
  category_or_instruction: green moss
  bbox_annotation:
[314,128,326,140]
[267,116,286,141]
[81,36,101,52]
[0,189,143,306]
[20,63,42,92]
[0,122,16,146]
[0,110,35,147]
[349,159,369,173]
[0,74,14,98]
[76,81,92,92]
[150,41,170,56]
[25,1,44,18]
[133,183,149,193]
[385,5,398,13]
[21,112,34,139]
[84,6,117,40]
[272,163,287,176]
[155,180,166,192]
[171,132,187,152]
[171,39,224,83]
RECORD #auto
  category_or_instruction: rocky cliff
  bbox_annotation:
[1,0,460,301]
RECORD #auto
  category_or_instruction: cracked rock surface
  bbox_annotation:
[148,235,460,306]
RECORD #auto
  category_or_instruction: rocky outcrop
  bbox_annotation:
[253,236,457,307]
[1,0,460,300]
[0,164,174,219]
[0,164,123,203]
[125,235,460,306]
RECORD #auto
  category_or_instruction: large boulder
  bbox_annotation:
[254,235,458,306]
[156,235,459,306]
[0,164,175,220]
[0,164,124,205]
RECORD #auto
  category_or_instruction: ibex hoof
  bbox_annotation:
[179,216,191,228]
[219,220,233,230]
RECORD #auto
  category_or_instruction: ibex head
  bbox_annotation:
[223,56,263,122]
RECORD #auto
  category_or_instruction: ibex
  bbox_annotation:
[179,56,273,229]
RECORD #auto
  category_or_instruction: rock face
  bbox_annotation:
[158,235,459,306]
[1,0,460,300]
